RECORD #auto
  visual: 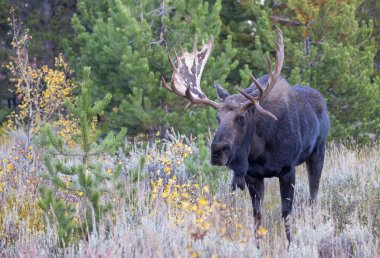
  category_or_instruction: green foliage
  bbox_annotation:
[1,0,379,142]
[67,0,238,136]
[0,108,10,124]
[37,67,127,245]
[185,135,228,191]
[282,0,380,142]
[217,0,380,143]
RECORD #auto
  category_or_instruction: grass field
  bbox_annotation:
[0,130,379,257]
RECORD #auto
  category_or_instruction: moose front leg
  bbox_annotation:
[245,175,264,230]
[279,168,295,244]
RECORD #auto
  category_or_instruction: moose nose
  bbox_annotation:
[211,143,231,166]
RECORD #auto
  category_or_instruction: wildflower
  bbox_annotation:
[6,163,12,172]
[181,192,189,199]
[198,197,207,206]
[256,226,268,238]
[182,201,190,209]
[202,186,209,193]
[190,251,199,258]
[163,166,171,174]
[106,168,113,174]
[202,221,211,230]
[0,182,6,192]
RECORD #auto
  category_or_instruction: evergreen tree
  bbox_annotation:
[66,0,238,137]
[282,0,380,142]
[218,0,279,85]
[219,0,380,142]
[38,67,126,244]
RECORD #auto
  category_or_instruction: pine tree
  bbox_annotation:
[66,0,238,137]
[220,0,380,142]
[282,0,380,142]
[38,67,126,244]
[218,0,282,85]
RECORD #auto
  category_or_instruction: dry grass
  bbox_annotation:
[0,131,379,258]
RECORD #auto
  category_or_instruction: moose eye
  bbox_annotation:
[235,115,245,127]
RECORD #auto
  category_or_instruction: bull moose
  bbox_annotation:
[162,29,330,243]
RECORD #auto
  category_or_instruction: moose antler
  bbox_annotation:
[239,28,284,120]
[161,35,219,109]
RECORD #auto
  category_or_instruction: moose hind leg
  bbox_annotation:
[245,175,264,229]
[279,168,295,243]
[306,143,326,202]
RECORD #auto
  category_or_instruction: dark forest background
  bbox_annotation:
[1,0,380,143]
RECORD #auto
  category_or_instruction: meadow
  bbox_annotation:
[0,128,379,257]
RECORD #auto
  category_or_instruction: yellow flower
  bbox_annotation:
[2,158,6,164]
[66,180,71,188]
[198,197,207,207]
[203,221,211,230]
[256,226,268,238]
[27,153,33,159]
[6,163,12,172]
[181,192,189,199]
[78,191,84,197]
[106,168,113,174]
[182,201,190,209]
[0,182,6,192]
[156,131,160,136]
[202,186,209,193]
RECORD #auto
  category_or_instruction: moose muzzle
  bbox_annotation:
[211,142,231,166]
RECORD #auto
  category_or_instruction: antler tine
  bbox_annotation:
[185,85,219,109]
[174,49,180,61]
[168,55,178,73]
[161,76,173,92]
[250,73,265,99]
[240,28,284,120]
[266,53,273,77]
[238,87,255,103]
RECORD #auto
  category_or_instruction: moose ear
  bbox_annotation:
[214,81,230,101]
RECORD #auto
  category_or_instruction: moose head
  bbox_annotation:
[162,29,284,188]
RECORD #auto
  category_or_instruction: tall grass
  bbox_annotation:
[0,130,379,257]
